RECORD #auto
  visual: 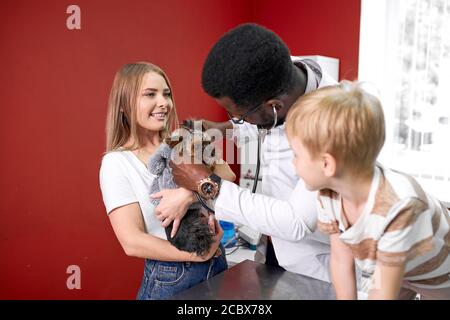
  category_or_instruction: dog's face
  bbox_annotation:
[164,126,217,170]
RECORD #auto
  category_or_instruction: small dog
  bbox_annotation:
[148,123,235,256]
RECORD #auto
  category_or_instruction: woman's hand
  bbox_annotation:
[151,188,196,237]
[190,218,224,262]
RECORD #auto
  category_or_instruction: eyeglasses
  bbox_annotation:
[227,102,264,125]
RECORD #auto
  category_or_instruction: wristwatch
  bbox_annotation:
[197,173,222,200]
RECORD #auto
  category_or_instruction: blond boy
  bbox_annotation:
[285,81,450,300]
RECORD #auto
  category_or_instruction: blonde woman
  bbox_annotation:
[99,62,227,300]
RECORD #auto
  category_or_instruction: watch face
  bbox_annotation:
[201,182,214,195]
[198,179,218,200]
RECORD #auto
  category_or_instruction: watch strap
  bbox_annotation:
[195,192,215,213]
[208,173,222,186]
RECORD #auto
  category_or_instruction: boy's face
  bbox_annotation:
[289,137,327,191]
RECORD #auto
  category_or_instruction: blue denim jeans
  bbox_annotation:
[136,244,228,300]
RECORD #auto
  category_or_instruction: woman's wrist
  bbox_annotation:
[182,188,196,205]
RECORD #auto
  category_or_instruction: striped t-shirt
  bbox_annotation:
[317,164,450,291]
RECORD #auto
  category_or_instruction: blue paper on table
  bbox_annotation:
[219,220,236,248]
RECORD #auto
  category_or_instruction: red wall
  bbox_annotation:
[0,0,360,299]
[249,0,361,80]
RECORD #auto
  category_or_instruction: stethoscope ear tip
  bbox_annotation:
[271,106,278,130]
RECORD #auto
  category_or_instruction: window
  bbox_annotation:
[359,0,450,202]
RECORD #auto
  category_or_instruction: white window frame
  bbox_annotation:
[359,0,450,203]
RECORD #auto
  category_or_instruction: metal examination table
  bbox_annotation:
[173,260,336,300]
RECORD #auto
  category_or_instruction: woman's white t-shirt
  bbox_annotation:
[99,150,167,239]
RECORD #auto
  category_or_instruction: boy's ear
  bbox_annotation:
[322,153,336,177]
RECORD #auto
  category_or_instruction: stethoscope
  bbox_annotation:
[252,105,278,193]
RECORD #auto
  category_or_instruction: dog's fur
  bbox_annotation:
[164,208,213,256]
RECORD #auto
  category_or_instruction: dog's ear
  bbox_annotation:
[164,135,183,149]
[181,118,208,132]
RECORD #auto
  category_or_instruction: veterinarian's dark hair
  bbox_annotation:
[202,23,295,108]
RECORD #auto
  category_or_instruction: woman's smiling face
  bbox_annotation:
[136,71,173,132]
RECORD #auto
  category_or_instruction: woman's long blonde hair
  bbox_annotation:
[105,62,179,152]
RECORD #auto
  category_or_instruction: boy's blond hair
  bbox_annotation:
[286,81,385,173]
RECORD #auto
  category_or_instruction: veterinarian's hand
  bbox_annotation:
[182,118,232,137]
[192,218,224,262]
[151,188,196,237]
[169,161,212,192]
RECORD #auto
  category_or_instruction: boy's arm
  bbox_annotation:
[368,262,405,300]
[371,197,434,299]
[330,233,357,299]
